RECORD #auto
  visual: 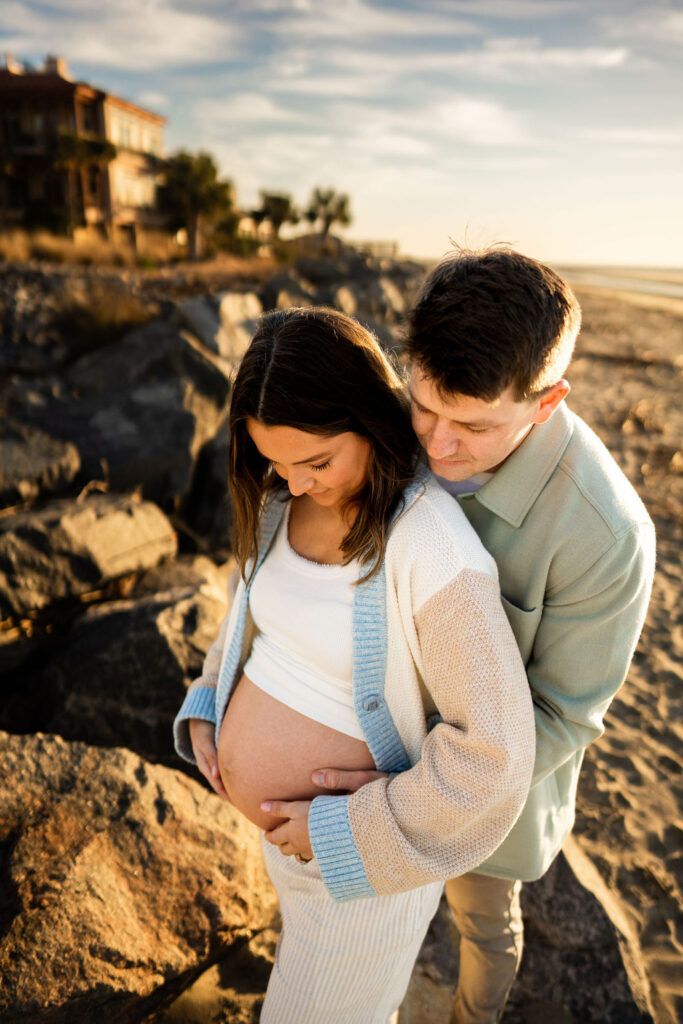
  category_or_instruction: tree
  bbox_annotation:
[254,191,299,239]
[305,187,352,236]
[158,150,234,258]
[52,131,117,235]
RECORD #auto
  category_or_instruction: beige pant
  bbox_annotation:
[260,836,443,1024]
[446,872,523,1024]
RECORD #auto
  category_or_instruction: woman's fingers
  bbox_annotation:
[311,768,388,791]
[189,718,229,799]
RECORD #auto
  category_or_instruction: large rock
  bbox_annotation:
[0,732,277,1024]
[216,292,262,362]
[260,270,316,313]
[176,292,262,363]
[0,417,81,508]
[0,493,177,620]
[8,321,232,508]
[181,416,233,556]
[31,578,229,764]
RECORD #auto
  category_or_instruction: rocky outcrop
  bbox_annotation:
[176,291,262,362]
[0,493,176,620]
[7,322,232,509]
[0,417,81,508]
[0,731,277,1024]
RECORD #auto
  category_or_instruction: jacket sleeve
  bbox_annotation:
[526,522,655,786]
[308,568,536,900]
[173,565,241,763]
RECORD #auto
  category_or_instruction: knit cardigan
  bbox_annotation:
[174,472,535,902]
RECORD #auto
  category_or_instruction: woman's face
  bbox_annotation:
[246,419,372,512]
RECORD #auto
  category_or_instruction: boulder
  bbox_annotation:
[29,580,228,765]
[8,322,232,509]
[0,493,177,620]
[175,291,263,363]
[0,732,277,1024]
[260,271,316,313]
[0,417,81,508]
[182,416,233,556]
[216,292,262,362]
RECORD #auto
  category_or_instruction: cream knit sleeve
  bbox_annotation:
[346,569,535,894]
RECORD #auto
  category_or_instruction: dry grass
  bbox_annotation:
[0,228,182,268]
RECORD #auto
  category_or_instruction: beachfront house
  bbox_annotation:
[0,54,166,245]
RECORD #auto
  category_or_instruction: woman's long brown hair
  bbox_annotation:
[228,307,420,581]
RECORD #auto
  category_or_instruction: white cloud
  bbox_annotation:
[137,91,170,111]
[576,127,683,146]
[431,0,589,18]
[195,94,305,125]
[262,0,481,40]
[2,0,237,70]
[448,37,629,78]
[603,7,683,46]
[427,97,528,146]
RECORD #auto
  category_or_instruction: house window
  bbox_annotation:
[82,106,96,133]
[88,165,99,198]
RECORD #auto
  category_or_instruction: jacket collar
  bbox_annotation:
[473,401,575,527]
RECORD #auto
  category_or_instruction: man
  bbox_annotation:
[315,247,655,1023]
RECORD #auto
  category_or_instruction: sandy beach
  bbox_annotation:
[560,283,682,1024]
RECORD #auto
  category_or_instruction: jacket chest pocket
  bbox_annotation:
[500,596,543,665]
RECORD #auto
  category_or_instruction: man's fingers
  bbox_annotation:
[311,768,388,791]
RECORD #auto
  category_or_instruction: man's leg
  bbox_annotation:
[446,872,523,1024]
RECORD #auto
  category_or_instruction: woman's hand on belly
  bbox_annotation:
[189,718,230,800]
[217,674,376,832]
[261,799,314,861]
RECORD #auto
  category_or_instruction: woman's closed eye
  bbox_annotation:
[311,461,331,472]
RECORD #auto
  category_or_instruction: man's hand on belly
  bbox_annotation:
[311,768,388,791]
[262,800,313,861]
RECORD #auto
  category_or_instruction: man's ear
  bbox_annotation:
[532,380,570,424]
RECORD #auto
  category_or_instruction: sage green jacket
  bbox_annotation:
[450,402,655,881]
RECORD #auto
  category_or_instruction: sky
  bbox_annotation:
[3,0,683,265]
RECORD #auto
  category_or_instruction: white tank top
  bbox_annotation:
[243,502,365,740]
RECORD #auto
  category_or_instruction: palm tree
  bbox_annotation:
[52,131,116,235]
[305,187,352,236]
[255,191,299,240]
[157,150,234,258]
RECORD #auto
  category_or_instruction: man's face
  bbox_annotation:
[410,366,560,482]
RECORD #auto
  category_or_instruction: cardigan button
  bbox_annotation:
[363,696,382,712]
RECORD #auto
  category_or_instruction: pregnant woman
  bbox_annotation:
[173,307,535,1024]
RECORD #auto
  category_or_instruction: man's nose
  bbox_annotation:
[425,419,459,459]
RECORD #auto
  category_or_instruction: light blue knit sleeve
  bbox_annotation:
[173,686,216,764]
[308,795,376,901]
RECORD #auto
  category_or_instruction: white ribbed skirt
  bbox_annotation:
[260,834,443,1024]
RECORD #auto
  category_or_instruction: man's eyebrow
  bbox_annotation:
[410,392,496,427]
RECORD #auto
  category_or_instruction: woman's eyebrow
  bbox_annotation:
[292,450,333,465]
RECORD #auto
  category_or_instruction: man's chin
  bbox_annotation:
[428,457,471,481]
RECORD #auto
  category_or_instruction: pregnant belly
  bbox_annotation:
[217,674,375,831]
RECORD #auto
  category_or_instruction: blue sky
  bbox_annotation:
[3,0,682,264]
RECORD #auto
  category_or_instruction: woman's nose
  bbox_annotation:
[286,468,314,496]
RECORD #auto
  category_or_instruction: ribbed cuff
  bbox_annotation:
[308,795,375,902]
[173,686,216,763]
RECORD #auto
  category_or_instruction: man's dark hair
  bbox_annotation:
[406,246,582,401]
